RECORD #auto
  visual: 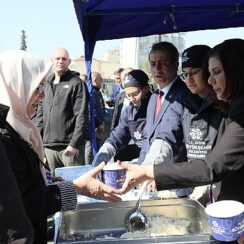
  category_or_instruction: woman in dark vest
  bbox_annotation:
[92,69,153,166]
[181,45,224,204]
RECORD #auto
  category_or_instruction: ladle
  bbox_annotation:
[125,180,150,232]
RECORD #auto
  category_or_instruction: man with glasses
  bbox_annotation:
[92,70,152,166]
[139,42,195,197]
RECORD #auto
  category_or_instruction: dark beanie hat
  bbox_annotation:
[123,69,149,88]
[182,45,211,69]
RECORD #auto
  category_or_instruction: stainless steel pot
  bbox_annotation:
[56,199,220,243]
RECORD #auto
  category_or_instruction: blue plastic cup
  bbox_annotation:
[101,163,127,189]
[205,200,244,242]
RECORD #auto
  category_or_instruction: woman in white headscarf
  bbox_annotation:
[0,50,120,243]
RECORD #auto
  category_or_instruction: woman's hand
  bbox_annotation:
[189,185,209,200]
[116,161,154,194]
[73,162,121,202]
[238,236,244,244]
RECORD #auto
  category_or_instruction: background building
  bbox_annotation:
[70,54,119,79]
[71,34,186,93]
[120,33,186,70]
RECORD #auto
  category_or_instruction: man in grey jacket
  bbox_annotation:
[35,47,89,174]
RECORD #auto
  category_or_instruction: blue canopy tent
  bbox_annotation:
[72,0,244,155]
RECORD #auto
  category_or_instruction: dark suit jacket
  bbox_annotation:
[139,77,192,164]
[111,91,126,130]
[0,131,62,244]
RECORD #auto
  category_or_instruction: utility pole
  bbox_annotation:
[20,30,27,51]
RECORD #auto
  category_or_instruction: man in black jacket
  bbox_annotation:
[35,47,89,174]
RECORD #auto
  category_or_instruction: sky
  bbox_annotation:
[0,0,243,61]
[0,0,119,60]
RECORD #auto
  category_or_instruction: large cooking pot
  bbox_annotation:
[56,198,220,243]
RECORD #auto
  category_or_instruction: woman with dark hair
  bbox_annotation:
[180,45,224,204]
[116,39,244,230]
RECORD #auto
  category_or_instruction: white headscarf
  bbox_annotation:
[0,50,53,183]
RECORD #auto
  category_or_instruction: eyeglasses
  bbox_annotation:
[180,69,201,81]
[125,90,142,99]
[35,83,46,94]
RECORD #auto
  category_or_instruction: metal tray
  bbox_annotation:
[56,199,219,243]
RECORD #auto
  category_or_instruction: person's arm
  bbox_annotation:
[238,235,244,244]
[3,135,120,224]
[152,118,243,190]
[92,142,117,167]
[116,117,244,196]
[142,139,173,165]
[115,162,154,194]
[59,162,122,208]
[73,162,121,202]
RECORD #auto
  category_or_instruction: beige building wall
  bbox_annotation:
[70,53,120,79]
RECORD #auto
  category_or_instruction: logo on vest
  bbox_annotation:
[189,127,203,140]
[134,131,142,140]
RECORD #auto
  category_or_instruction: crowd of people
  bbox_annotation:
[0,38,244,244]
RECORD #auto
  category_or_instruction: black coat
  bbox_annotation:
[0,130,62,244]
[92,86,106,128]
[111,91,126,130]
[0,140,34,243]
[35,70,89,148]
[154,95,244,203]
